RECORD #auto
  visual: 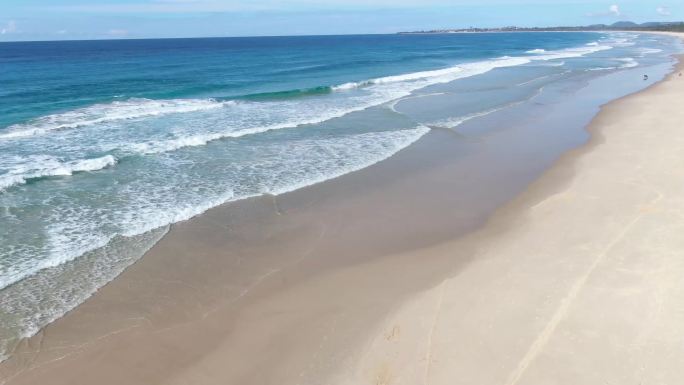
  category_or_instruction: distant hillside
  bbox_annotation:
[399,21,684,34]
[610,21,640,28]
[596,21,684,31]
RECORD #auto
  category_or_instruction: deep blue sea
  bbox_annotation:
[0,32,681,359]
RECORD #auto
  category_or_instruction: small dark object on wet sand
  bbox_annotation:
[643,74,649,80]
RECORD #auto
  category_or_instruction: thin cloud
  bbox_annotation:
[1,20,17,35]
[656,6,671,16]
[108,29,129,37]
[30,0,537,14]
[609,4,621,16]
[587,4,621,18]
[35,2,275,13]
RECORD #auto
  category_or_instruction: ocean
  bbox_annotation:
[0,32,681,360]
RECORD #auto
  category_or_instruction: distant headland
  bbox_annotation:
[398,21,684,34]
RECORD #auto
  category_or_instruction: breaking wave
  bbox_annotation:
[0,155,117,191]
[0,98,234,140]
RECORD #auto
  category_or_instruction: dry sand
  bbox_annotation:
[2,33,683,385]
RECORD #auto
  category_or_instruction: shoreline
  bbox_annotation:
[1,33,683,385]
[335,34,684,384]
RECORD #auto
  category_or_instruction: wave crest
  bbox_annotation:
[332,65,465,90]
[0,98,234,140]
[0,155,117,191]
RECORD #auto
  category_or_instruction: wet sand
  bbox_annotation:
[2,34,684,385]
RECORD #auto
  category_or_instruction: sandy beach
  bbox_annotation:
[2,33,683,385]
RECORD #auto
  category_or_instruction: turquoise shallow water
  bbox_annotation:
[0,32,681,359]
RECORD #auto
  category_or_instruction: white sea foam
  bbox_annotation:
[586,57,639,71]
[536,61,566,67]
[427,96,533,130]
[517,74,553,86]
[0,98,234,140]
[127,57,537,155]
[0,186,236,292]
[0,225,169,363]
[530,43,613,61]
[0,126,429,293]
[618,57,639,68]
[332,66,466,90]
[386,92,446,113]
[0,155,117,192]
[639,48,663,56]
[333,43,612,93]
[614,40,636,47]
[428,112,488,130]
[587,67,617,71]
[266,126,431,196]
[335,56,534,92]
[125,102,389,154]
[526,48,546,54]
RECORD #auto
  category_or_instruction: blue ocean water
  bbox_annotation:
[0,32,681,359]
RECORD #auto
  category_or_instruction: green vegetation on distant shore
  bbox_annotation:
[399,22,684,34]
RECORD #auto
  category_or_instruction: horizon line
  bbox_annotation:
[0,29,614,44]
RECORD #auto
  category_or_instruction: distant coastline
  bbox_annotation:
[398,21,684,35]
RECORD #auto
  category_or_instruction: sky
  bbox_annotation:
[0,0,681,41]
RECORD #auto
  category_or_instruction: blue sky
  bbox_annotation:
[0,0,681,41]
